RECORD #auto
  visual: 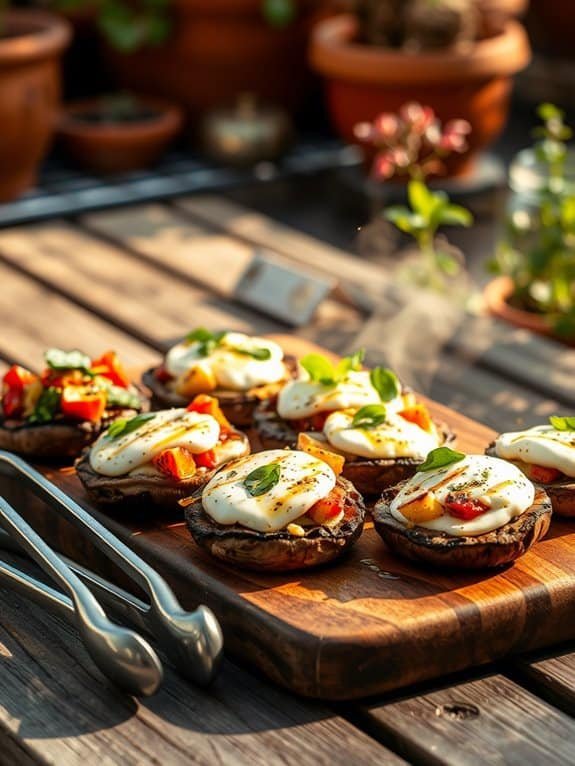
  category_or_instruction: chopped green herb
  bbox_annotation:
[370,367,401,402]
[28,387,61,424]
[417,447,466,473]
[45,348,92,374]
[243,463,281,497]
[107,412,155,439]
[549,415,575,431]
[233,347,272,361]
[351,404,387,430]
[184,328,228,357]
[104,384,142,410]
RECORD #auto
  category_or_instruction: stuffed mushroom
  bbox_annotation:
[0,349,143,459]
[77,395,250,508]
[373,447,552,569]
[255,350,455,495]
[184,448,366,571]
[143,328,296,426]
[487,416,575,518]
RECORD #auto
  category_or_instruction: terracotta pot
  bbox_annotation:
[0,11,70,202]
[105,0,326,121]
[57,96,183,174]
[310,14,531,177]
[483,276,575,345]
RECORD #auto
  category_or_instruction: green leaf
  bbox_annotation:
[384,206,421,235]
[334,348,365,380]
[107,413,156,439]
[437,204,473,228]
[351,404,387,430]
[28,387,61,424]
[243,462,281,496]
[185,327,214,344]
[408,180,434,218]
[45,348,92,373]
[300,354,336,385]
[538,102,563,122]
[549,415,575,431]
[435,250,461,276]
[417,447,466,473]
[185,328,228,357]
[233,347,272,361]
[370,367,401,402]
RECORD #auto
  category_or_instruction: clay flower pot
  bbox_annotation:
[57,95,183,174]
[105,0,326,122]
[0,11,70,202]
[483,276,575,345]
[309,14,531,177]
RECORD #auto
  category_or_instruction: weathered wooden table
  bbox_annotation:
[0,194,574,765]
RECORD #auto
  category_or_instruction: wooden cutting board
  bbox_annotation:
[2,336,575,700]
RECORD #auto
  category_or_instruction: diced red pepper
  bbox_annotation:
[307,485,346,525]
[290,412,330,433]
[525,464,562,484]
[193,449,218,469]
[155,365,173,383]
[60,386,107,422]
[2,365,39,417]
[41,368,86,389]
[91,351,131,388]
[153,447,197,480]
[187,394,232,432]
[444,493,489,521]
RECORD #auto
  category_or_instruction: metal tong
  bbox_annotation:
[0,450,223,696]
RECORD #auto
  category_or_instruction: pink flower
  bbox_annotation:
[444,119,472,137]
[439,132,468,153]
[353,121,374,141]
[400,102,436,133]
[373,113,400,141]
[371,152,395,180]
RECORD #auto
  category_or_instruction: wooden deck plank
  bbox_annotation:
[513,649,575,715]
[0,586,401,766]
[357,671,575,766]
[0,261,155,370]
[0,221,362,355]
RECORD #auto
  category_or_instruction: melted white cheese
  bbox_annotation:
[495,425,575,478]
[202,449,336,533]
[324,410,440,459]
[390,455,535,536]
[90,409,220,477]
[165,332,286,391]
[277,370,403,420]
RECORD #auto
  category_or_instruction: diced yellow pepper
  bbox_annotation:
[297,432,345,476]
[399,492,443,523]
[175,365,217,397]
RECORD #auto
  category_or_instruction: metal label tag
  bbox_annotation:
[234,250,334,326]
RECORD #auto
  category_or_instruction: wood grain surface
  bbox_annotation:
[8,335,575,701]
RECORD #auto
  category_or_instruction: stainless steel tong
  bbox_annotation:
[0,449,223,696]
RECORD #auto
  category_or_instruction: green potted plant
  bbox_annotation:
[57,91,183,174]
[359,102,474,292]
[57,0,330,120]
[0,9,70,201]
[309,0,531,177]
[485,103,575,345]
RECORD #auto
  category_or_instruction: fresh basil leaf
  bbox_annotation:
[233,347,272,361]
[45,348,92,373]
[351,404,387,430]
[549,415,575,431]
[28,387,61,424]
[185,327,214,344]
[417,447,466,473]
[105,385,142,410]
[243,462,281,497]
[370,367,401,402]
[107,412,155,439]
[335,348,365,381]
[300,354,336,385]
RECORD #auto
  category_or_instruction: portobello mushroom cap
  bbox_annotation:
[0,408,139,459]
[486,442,575,518]
[254,398,457,495]
[373,484,552,569]
[185,476,366,571]
[142,355,298,427]
[76,431,251,509]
